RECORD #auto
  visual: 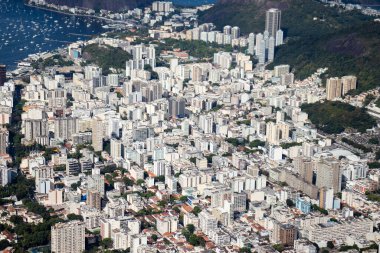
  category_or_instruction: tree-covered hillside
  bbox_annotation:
[199,0,380,92]
[82,44,132,74]
[301,101,376,134]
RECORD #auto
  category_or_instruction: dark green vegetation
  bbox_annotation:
[82,44,132,74]
[341,137,372,152]
[31,55,74,70]
[368,162,380,168]
[249,139,266,148]
[2,83,66,252]
[301,101,376,134]
[156,38,235,59]
[280,142,301,149]
[199,0,380,92]
[366,191,380,202]
[339,243,378,252]
[312,204,328,215]
[0,175,66,252]
[182,224,206,247]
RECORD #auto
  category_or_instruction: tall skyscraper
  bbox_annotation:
[51,221,85,253]
[326,76,357,100]
[168,97,186,118]
[231,26,241,39]
[248,33,255,55]
[265,8,281,37]
[268,36,275,62]
[319,187,334,210]
[0,128,9,155]
[92,117,104,152]
[0,65,5,86]
[326,77,343,100]
[316,158,341,193]
[342,75,357,95]
[276,29,284,46]
[223,25,232,35]
[255,33,265,64]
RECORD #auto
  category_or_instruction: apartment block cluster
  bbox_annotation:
[2,4,380,253]
[326,75,357,100]
[0,67,16,187]
[184,8,284,64]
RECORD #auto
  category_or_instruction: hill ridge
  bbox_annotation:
[199,0,380,93]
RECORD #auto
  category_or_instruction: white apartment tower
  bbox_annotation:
[231,26,240,39]
[265,8,281,37]
[51,221,85,253]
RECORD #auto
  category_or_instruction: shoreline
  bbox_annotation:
[25,3,129,24]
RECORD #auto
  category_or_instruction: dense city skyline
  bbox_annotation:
[0,0,380,252]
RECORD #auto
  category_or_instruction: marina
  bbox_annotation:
[0,0,106,69]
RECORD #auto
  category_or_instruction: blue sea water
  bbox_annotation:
[0,0,217,70]
[0,0,107,69]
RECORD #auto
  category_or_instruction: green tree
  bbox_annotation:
[179,196,188,202]
[192,206,202,216]
[186,224,195,234]
[188,234,200,246]
[273,244,284,252]
[100,238,113,249]
[286,199,295,207]
[0,239,10,250]
[239,247,251,253]
[67,213,84,221]
[327,241,334,249]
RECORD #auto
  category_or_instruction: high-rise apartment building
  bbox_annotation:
[326,77,343,100]
[273,64,290,77]
[342,75,357,95]
[223,25,232,35]
[66,158,81,175]
[265,8,281,37]
[276,29,284,46]
[326,76,357,100]
[248,33,255,55]
[316,158,341,193]
[51,221,85,253]
[168,97,186,118]
[231,26,240,39]
[272,222,297,246]
[268,36,275,62]
[92,116,104,152]
[152,1,173,13]
[88,174,105,197]
[0,166,12,186]
[54,117,78,141]
[0,65,6,86]
[0,128,9,155]
[191,65,203,81]
[213,52,232,69]
[87,189,101,210]
[266,121,290,145]
[110,138,123,160]
[199,210,218,236]
[24,118,49,145]
[319,187,334,210]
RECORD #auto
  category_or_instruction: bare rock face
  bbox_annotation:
[45,0,153,11]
